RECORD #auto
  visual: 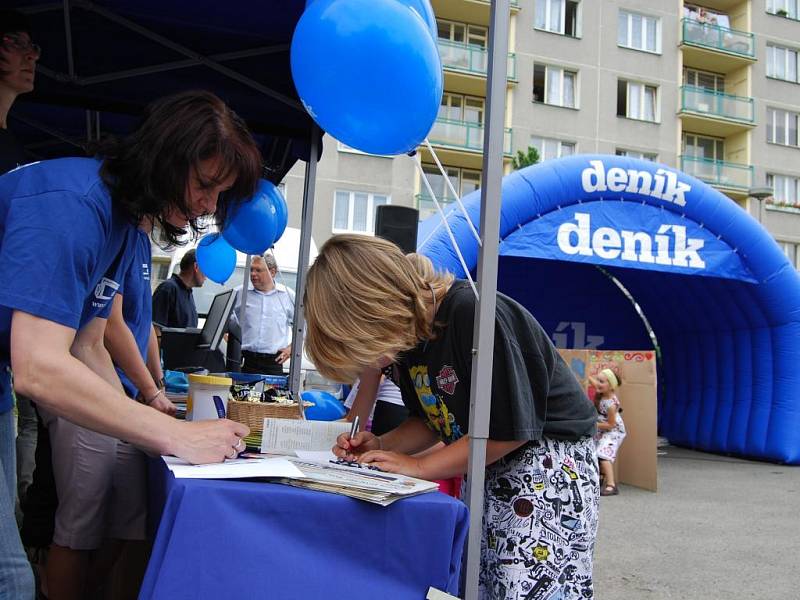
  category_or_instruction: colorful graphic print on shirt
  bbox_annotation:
[408,364,463,443]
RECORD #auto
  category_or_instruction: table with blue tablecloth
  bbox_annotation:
[140,457,469,600]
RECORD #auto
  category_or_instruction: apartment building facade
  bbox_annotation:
[281,0,800,268]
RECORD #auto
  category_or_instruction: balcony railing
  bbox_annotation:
[680,86,754,122]
[428,118,513,155]
[680,155,753,189]
[681,18,755,58]
[437,39,517,80]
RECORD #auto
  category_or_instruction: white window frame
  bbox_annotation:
[767,173,800,206]
[616,148,658,161]
[618,9,661,54]
[331,190,391,234]
[766,44,800,83]
[535,0,581,37]
[767,107,800,147]
[620,80,659,122]
[531,135,576,161]
[534,63,578,108]
[767,0,799,19]
[337,141,394,158]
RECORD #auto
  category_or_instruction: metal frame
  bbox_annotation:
[462,1,509,598]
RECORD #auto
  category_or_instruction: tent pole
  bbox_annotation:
[288,126,320,410]
[462,1,509,599]
[62,0,76,81]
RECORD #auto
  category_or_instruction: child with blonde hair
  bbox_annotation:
[591,367,626,496]
[304,234,600,599]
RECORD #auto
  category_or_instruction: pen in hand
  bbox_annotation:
[348,415,360,455]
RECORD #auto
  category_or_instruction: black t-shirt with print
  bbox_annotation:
[395,281,596,444]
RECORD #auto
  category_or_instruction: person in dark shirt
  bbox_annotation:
[152,248,205,331]
[0,10,38,173]
[304,234,600,600]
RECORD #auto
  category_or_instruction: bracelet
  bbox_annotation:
[147,388,165,405]
[377,435,383,450]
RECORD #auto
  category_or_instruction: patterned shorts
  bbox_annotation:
[478,436,599,600]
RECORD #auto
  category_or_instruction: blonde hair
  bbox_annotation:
[406,252,435,280]
[304,235,453,383]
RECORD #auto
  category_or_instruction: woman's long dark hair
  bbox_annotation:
[97,90,262,246]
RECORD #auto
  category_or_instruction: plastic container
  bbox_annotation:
[186,374,233,421]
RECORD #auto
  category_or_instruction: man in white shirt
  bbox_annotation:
[230,252,295,375]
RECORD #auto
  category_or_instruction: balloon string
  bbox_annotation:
[413,154,479,301]
[423,138,482,248]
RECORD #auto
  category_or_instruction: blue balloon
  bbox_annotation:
[196,233,236,284]
[302,390,347,421]
[269,185,288,245]
[291,0,443,156]
[222,180,278,255]
[395,0,437,40]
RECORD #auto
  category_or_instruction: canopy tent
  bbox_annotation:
[419,154,800,464]
[9,0,320,182]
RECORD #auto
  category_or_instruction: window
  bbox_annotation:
[437,19,487,47]
[767,107,800,146]
[683,134,725,161]
[531,136,576,161]
[332,190,390,233]
[767,44,799,83]
[618,10,661,53]
[767,173,800,206]
[767,0,799,19]
[617,80,658,122]
[616,149,657,161]
[533,63,577,108]
[535,0,580,37]
[439,92,484,124]
[418,165,481,219]
[683,68,725,93]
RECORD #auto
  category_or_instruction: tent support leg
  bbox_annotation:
[463,1,509,598]
[288,127,320,410]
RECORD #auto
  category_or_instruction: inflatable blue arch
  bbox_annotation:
[419,154,800,464]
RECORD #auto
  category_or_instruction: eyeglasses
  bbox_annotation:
[1,34,42,58]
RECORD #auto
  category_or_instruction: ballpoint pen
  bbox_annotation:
[349,415,360,450]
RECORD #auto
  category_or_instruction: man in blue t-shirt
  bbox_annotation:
[0,90,261,599]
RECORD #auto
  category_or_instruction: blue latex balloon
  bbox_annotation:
[196,233,236,284]
[302,390,347,421]
[222,180,278,255]
[395,0,437,40]
[269,185,288,245]
[291,0,443,156]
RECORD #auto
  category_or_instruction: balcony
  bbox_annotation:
[680,155,753,192]
[437,39,517,91]
[678,86,754,136]
[415,193,457,221]
[431,0,519,27]
[680,18,755,73]
[428,118,513,156]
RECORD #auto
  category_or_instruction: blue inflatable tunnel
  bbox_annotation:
[419,154,800,464]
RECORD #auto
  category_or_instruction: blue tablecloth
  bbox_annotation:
[140,458,469,600]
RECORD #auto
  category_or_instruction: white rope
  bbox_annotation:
[413,154,479,300]
[424,138,482,247]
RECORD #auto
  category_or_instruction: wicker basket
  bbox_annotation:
[226,399,308,433]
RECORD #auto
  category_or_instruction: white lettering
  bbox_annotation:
[592,227,621,259]
[581,160,607,193]
[556,212,706,269]
[556,212,592,256]
[580,160,692,206]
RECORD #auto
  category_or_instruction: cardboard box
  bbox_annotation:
[558,349,658,492]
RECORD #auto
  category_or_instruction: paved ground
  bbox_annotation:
[593,445,800,599]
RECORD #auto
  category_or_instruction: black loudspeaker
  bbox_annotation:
[374,205,419,253]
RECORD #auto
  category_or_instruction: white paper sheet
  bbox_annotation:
[162,455,303,479]
[294,449,337,462]
[260,418,350,454]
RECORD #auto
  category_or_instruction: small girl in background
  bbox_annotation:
[592,367,626,496]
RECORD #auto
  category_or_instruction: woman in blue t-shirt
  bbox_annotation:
[304,234,600,600]
[0,90,260,598]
